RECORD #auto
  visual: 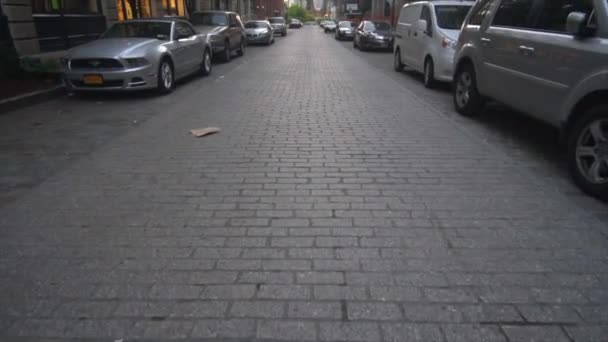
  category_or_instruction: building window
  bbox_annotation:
[164,0,186,15]
[32,0,101,13]
[117,0,151,20]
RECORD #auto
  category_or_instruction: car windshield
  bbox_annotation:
[371,22,391,30]
[365,22,391,31]
[339,21,352,28]
[103,22,171,40]
[190,12,228,26]
[269,18,285,23]
[245,22,267,28]
[435,5,472,29]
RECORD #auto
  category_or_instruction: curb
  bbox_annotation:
[0,85,65,115]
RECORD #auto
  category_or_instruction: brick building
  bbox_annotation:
[0,0,256,65]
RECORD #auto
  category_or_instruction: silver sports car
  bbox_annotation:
[63,18,212,93]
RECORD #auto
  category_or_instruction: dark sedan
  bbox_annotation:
[353,21,393,51]
[289,19,303,28]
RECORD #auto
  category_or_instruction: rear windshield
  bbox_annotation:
[435,5,472,29]
[339,21,352,28]
[269,18,285,23]
[190,12,228,26]
[245,22,267,28]
[103,22,171,40]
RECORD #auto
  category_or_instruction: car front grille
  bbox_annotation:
[70,58,124,70]
[71,79,124,88]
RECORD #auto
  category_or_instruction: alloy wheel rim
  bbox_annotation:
[204,52,211,72]
[456,72,472,108]
[394,51,400,69]
[162,63,172,89]
[576,119,608,184]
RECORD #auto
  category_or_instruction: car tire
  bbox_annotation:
[393,48,403,72]
[200,48,211,76]
[567,104,608,200]
[221,41,231,62]
[423,58,436,89]
[237,39,245,57]
[157,58,174,94]
[453,62,484,116]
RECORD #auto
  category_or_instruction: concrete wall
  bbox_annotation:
[0,0,39,55]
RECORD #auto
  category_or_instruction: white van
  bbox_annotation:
[393,0,473,88]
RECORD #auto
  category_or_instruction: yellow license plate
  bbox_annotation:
[83,74,103,85]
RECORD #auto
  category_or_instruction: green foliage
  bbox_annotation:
[288,4,315,22]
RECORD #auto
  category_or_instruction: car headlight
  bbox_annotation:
[261,30,269,35]
[441,37,457,49]
[209,34,223,41]
[125,58,149,68]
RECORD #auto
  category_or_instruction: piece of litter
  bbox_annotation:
[190,127,220,137]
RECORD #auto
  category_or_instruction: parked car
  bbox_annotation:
[244,20,274,45]
[393,0,473,88]
[289,18,303,28]
[269,17,287,36]
[63,18,212,94]
[335,21,355,40]
[353,21,393,50]
[189,10,245,62]
[452,0,608,199]
[324,21,337,32]
[320,20,330,28]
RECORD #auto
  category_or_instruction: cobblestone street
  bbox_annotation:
[1,27,607,341]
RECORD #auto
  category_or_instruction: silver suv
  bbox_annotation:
[453,0,608,199]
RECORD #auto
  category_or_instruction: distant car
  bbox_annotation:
[393,0,472,88]
[244,20,274,45]
[64,18,212,94]
[452,0,608,200]
[320,20,332,28]
[335,21,355,40]
[324,21,337,32]
[269,17,287,36]
[189,10,246,62]
[289,18,303,28]
[353,20,393,50]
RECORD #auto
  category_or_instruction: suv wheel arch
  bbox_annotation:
[564,90,608,142]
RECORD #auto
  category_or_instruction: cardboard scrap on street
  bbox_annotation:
[190,127,220,137]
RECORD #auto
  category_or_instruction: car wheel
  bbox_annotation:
[237,39,245,56]
[453,62,484,116]
[200,48,211,76]
[221,41,231,62]
[568,105,608,200]
[393,48,403,72]
[157,59,174,94]
[423,58,436,89]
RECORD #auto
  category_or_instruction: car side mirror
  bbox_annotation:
[566,11,589,36]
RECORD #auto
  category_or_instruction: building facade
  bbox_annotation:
[0,0,255,60]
